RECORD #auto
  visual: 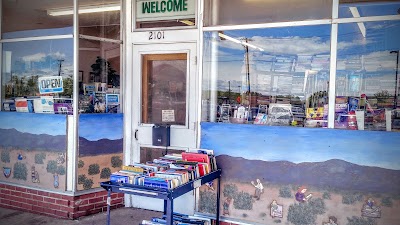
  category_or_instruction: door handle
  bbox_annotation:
[134,129,139,140]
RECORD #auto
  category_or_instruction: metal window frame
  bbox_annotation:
[0,0,124,193]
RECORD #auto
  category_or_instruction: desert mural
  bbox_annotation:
[0,112,67,191]
[78,114,123,190]
[199,122,400,225]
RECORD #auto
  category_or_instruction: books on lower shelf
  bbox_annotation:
[110,149,218,190]
[140,213,211,225]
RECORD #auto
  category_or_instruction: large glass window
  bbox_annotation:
[78,0,122,114]
[339,0,400,18]
[1,0,74,114]
[1,0,73,39]
[1,39,74,113]
[204,0,332,26]
[202,25,331,128]
[336,20,400,131]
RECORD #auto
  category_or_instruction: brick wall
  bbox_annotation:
[0,183,124,219]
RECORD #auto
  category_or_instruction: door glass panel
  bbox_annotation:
[142,53,187,125]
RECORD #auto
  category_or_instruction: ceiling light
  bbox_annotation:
[47,3,120,16]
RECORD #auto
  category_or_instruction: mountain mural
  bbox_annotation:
[79,137,123,156]
[0,128,66,151]
[217,154,400,194]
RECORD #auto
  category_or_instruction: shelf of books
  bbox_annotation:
[100,149,221,225]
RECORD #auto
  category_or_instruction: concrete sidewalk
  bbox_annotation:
[0,207,160,225]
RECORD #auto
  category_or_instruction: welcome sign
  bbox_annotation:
[136,0,195,22]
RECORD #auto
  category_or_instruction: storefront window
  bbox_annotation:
[1,39,74,113]
[1,0,73,39]
[339,0,400,18]
[204,0,332,26]
[78,1,122,114]
[336,20,400,131]
[79,0,121,39]
[202,25,331,128]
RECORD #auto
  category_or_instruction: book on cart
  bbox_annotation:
[110,149,217,188]
[181,152,211,176]
[188,149,218,172]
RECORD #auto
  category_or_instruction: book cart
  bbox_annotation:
[100,169,222,225]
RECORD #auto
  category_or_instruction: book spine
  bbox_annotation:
[110,174,129,183]
[122,165,144,173]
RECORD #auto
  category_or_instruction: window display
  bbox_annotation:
[336,21,400,131]
[1,39,74,114]
[202,25,331,128]
[78,0,122,114]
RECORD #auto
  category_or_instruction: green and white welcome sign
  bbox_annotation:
[136,0,195,22]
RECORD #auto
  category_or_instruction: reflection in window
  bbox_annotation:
[204,0,332,26]
[339,0,400,18]
[79,1,121,40]
[78,1,122,114]
[336,21,400,132]
[1,39,74,114]
[1,0,73,39]
[202,25,331,128]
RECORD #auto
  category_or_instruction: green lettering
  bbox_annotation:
[167,0,173,12]
[155,1,160,12]
[160,1,166,12]
[151,1,155,13]
[183,0,187,11]
[142,2,151,13]
[173,0,182,11]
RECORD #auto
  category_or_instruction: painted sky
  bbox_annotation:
[79,114,123,141]
[0,112,66,135]
[0,112,123,141]
[201,122,400,170]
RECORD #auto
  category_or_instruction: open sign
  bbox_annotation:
[38,76,64,94]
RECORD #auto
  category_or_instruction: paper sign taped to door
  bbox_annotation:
[162,110,175,122]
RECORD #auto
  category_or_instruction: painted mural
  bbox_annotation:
[78,114,123,190]
[199,122,400,225]
[0,112,67,191]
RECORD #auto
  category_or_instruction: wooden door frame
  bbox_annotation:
[141,53,187,124]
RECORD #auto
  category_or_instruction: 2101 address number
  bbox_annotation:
[149,31,165,40]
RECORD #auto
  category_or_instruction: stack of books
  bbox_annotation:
[109,149,218,190]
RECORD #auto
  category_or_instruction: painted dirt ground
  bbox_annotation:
[201,182,400,225]
[77,153,123,191]
[0,148,66,191]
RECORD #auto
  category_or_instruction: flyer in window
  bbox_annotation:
[15,98,29,112]
[33,96,55,114]
[106,94,120,113]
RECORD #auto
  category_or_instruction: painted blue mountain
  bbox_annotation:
[0,128,66,151]
[79,137,123,156]
[217,155,400,194]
